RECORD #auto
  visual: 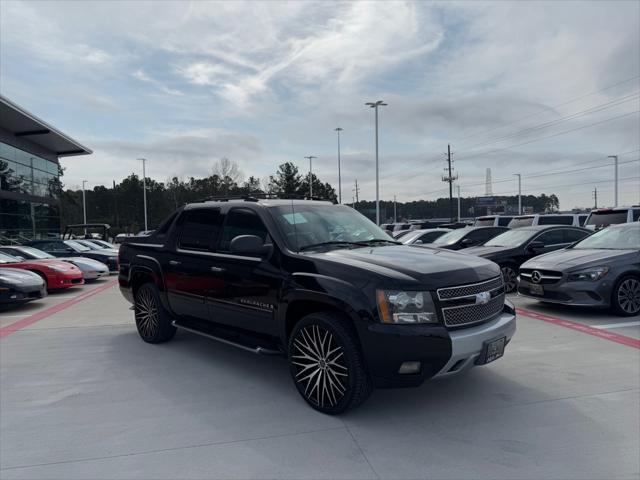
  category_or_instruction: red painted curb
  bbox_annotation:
[516,307,640,349]
[0,279,118,338]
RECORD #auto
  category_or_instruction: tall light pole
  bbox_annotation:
[82,180,88,236]
[138,158,148,231]
[393,195,397,222]
[514,174,522,214]
[334,127,343,204]
[304,156,317,198]
[456,185,461,221]
[608,155,618,206]
[366,100,387,224]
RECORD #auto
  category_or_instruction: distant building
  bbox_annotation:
[0,96,91,240]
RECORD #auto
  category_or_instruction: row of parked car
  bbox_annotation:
[398,221,639,316]
[0,238,120,309]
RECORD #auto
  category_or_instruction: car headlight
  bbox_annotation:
[567,266,609,282]
[48,265,68,273]
[376,290,438,324]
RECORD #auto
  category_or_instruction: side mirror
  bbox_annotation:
[230,235,272,257]
[413,240,423,245]
[528,240,544,251]
[66,247,75,253]
[15,256,25,261]
[461,238,476,246]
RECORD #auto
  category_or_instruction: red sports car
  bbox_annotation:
[0,251,84,290]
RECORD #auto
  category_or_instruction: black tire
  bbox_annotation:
[288,312,372,415]
[501,265,518,293]
[29,270,50,290]
[611,275,640,317]
[134,283,176,343]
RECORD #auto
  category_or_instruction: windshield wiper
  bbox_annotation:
[299,241,363,251]
[354,239,401,246]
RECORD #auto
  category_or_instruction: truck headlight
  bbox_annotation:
[567,266,609,282]
[376,290,438,324]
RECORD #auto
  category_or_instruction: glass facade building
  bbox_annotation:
[0,95,91,242]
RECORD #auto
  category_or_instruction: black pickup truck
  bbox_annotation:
[118,198,516,414]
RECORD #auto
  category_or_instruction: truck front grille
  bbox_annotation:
[437,276,503,300]
[441,293,505,328]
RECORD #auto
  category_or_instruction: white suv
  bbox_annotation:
[584,207,640,230]
[507,214,587,228]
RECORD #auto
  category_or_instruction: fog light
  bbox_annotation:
[398,361,421,375]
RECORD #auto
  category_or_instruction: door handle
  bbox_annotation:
[210,266,225,273]
[169,260,181,266]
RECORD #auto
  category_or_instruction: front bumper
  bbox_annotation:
[82,269,110,280]
[356,308,516,388]
[432,311,516,379]
[0,283,47,305]
[517,278,612,308]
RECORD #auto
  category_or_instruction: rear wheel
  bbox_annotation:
[134,283,176,343]
[501,266,517,293]
[288,312,372,415]
[611,275,640,317]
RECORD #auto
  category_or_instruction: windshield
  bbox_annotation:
[574,225,639,250]
[270,204,395,251]
[15,247,54,259]
[0,252,21,264]
[65,240,90,252]
[474,218,495,227]
[585,211,628,227]
[76,240,100,250]
[484,229,535,247]
[431,228,471,246]
[508,216,535,228]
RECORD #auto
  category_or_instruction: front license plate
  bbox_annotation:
[476,337,506,365]
[529,284,544,296]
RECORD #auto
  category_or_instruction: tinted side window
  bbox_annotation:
[219,209,268,252]
[498,217,512,226]
[178,209,223,251]
[467,229,490,242]
[578,215,588,226]
[535,230,565,246]
[564,229,589,243]
[538,216,573,225]
[633,210,640,221]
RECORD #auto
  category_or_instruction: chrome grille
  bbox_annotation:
[437,276,503,300]
[442,293,505,327]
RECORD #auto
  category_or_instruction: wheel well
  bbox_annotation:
[285,300,349,341]
[27,270,48,286]
[130,269,157,295]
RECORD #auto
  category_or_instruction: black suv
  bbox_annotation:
[118,198,516,414]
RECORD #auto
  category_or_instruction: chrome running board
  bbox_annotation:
[172,321,282,355]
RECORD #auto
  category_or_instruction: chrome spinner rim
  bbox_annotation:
[135,288,159,337]
[292,325,348,408]
[618,278,640,314]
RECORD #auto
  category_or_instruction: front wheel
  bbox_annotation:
[501,266,518,293]
[611,275,640,317]
[134,283,176,343]
[288,313,372,415]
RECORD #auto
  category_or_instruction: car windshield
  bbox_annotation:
[0,252,21,264]
[270,204,396,251]
[585,211,628,227]
[400,230,427,244]
[508,216,535,228]
[65,240,90,252]
[76,240,100,250]
[573,225,639,250]
[15,247,54,259]
[484,229,535,247]
[431,228,471,246]
[474,218,495,226]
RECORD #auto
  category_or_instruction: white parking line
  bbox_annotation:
[593,321,640,330]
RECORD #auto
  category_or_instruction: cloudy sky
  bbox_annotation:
[1,0,639,209]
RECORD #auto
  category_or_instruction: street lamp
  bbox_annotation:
[304,156,317,198]
[137,158,148,231]
[366,100,387,225]
[82,180,88,236]
[608,155,618,206]
[334,128,343,204]
[513,174,522,214]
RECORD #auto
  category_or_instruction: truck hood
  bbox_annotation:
[308,245,500,287]
[522,248,636,270]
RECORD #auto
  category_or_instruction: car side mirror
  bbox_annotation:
[15,256,25,261]
[66,247,75,253]
[413,240,423,245]
[528,240,544,251]
[461,238,476,246]
[230,235,272,257]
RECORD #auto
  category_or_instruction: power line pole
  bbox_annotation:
[353,179,360,209]
[456,185,461,221]
[335,128,343,204]
[82,180,88,236]
[304,156,317,198]
[608,155,618,206]
[393,195,397,222]
[514,173,522,214]
[137,158,148,231]
[441,144,458,222]
[593,187,598,209]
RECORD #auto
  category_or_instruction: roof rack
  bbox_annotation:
[194,193,333,203]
